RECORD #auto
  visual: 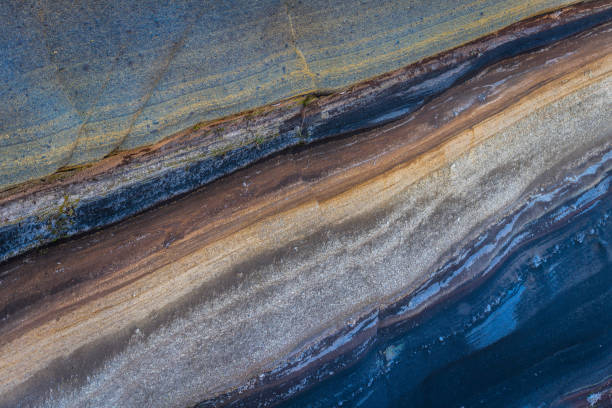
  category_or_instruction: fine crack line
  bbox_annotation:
[34,2,118,168]
[284,3,318,89]
[116,7,209,155]
[63,0,123,166]
[63,48,124,167]
[33,4,86,160]
[34,6,84,121]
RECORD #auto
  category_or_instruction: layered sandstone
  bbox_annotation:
[0,19,610,407]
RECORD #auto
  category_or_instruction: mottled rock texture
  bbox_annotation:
[0,0,598,190]
[0,21,610,407]
[2,2,611,262]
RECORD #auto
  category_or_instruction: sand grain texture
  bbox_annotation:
[0,20,611,407]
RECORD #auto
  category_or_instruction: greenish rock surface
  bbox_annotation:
[0,0,583,189]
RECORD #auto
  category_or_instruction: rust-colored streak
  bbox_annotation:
[1,0,609,206]
[0,20,611,400]
[0,23,611,348]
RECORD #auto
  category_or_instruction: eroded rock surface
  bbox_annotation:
[2,2,610,262]
[0,0,601,189]
[0,20,610,407]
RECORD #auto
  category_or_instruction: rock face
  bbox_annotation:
[2,2,611,263]
[0,13,610,407]
[274,174,612,407]
[0,0,596,190]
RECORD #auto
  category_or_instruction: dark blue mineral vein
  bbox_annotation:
[195,149,612,407]
[276,167,612,408]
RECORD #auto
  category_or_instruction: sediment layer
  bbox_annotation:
[2,0,602,189]
[0,20,611,408]
[275,168,612,407]
[1,1,611,262]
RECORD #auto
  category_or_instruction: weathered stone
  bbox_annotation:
[1,2,610,262]
[0,22,610,407]
[1,0,602,190]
